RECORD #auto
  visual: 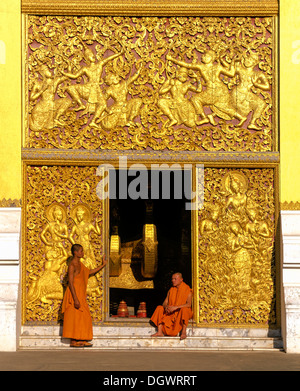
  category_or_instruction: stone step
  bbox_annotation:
[19,324,283,351]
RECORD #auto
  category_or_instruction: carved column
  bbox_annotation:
[0,208,21,351]
[281,210,300,353]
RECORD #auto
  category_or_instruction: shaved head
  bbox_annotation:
[71,243,83,255]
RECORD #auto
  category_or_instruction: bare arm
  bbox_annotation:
[166,55,199,71]
[68,263,80,309]
[89,256,108,276]
[102,49,124,66]
[62,68,85,80]
[30,83,47,101]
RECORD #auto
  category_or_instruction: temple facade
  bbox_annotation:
[0,0,300,353]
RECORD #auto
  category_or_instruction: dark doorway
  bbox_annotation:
[109,169,192,318]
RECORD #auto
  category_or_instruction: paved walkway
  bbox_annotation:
[0,350,299,372]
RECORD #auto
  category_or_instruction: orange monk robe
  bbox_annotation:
[62,262,93,341]
[150,281,193,336]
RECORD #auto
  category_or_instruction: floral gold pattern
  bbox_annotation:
[197,167,277,325]
[24,165,105,323]
[25,16,275,152]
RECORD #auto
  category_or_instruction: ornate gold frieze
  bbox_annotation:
[22,148,280,164]
[0,199,22,207]
[24,15,276,152]
[280,201,300,210]
[21,0,279,17]
[196,167,278,326]
[23,165,106,323]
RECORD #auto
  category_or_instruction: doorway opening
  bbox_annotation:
[108,168,192,320]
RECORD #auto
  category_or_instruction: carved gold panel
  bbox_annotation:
[23,15,277,152]
[21,0,279,17]
[22,162,279,327]
[195,167,278,326]
[22,164,106,323]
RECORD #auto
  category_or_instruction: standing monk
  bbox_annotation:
[150,273,193,340]
[62,244,107,347]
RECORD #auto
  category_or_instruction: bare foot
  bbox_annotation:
[151,332,164,337]
[180,333,187,340]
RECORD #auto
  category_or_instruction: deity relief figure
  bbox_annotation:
[166,51,246,127]
[245,208,271,240]
[230,51,270,130]
[100,64,143,129]
[224,171,248,220]
[41,204,69,256]
[29,64,72,132]
[69,204,102,295]
[245,207,273,259]
[62,47,124,127]
[27,246,68,304]
[228,221,254,296]
[158,66,202,128]
[199,203,220,236]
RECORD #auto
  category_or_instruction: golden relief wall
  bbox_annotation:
[197,167,277,325]
[23,165,105,323]
[24,16,275,152]
[22,11,279,327]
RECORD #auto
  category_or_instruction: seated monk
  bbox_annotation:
[62,243,107,347]
[150,272,193,340]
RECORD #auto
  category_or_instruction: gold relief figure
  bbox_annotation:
[228,221,254,294]
[245,208,271,240]
[199,204,220,236]
[26,16,274,151]
[245,207,273,260]
[27,246,68,304]
[158,66,202,128]
[29,64,72,132]
[69,204,101,295]
[41,204,69,255]
[166,51,246,126]
[62,47,124,128]
[224,172,248,219]
[230,51,270,130]
[100,64,143,129]
[198,168,276,324]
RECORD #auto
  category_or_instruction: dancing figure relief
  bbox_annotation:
[27,16,274,151]
[230,51,270,130]
[166,51,244,127]
[61,47,124,128]
[100,63,143,129]
[29,49,271,134]
[29,64,72,132]
[158,66,202,128]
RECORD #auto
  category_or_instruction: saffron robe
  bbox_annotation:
[62,262,93,341]
[150,282,193,336]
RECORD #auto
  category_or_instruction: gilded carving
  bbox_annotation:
[24,164,278,326]
[197,168,276,325]
[69,204,102,295]
[21,0,279,17]
[25,16,275,152]
[24,165,105,323]
[142,224,158,279]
